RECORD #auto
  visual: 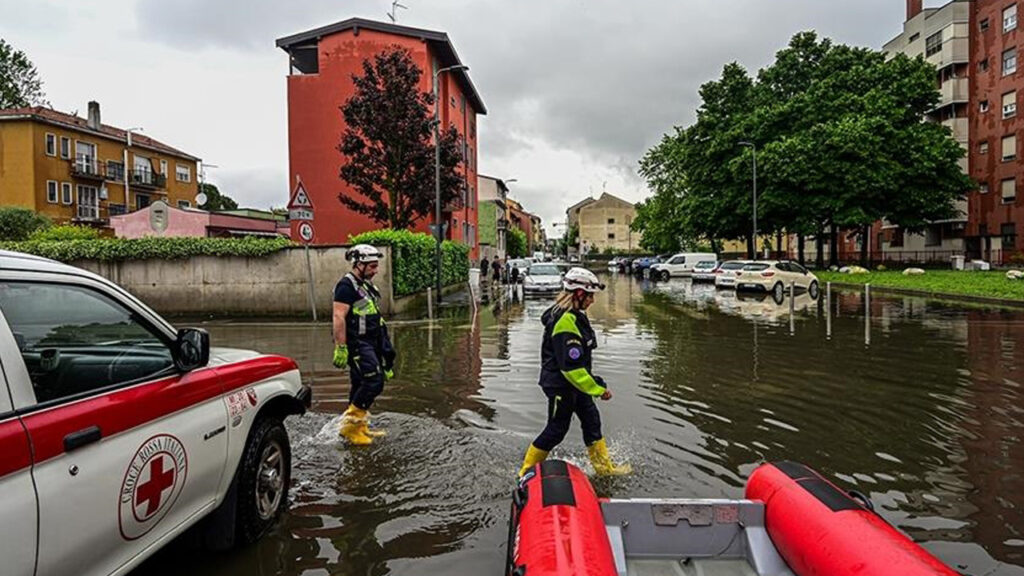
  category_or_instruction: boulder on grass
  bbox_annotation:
[903,268,926,276]
[1007,270,1024,280]
[844,265,869,275]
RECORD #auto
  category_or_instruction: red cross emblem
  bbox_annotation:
[135,456,175,518]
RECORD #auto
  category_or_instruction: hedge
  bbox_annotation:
[0,236,293,262]
[350,229,469,297]
[29,225,102,242]
[0,206,52,241]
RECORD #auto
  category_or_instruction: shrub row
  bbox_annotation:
[350,229,469,297]
[0,236,293,261]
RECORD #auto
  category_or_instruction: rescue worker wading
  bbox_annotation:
[517,267,632,477]
[332,244,396,445]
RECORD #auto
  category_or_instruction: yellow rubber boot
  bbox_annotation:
[362,410,387,438]
[339,405,373,446]
[588,438,632,476]
[517,444,549,478]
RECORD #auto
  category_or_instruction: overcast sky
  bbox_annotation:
[1,0,937,236]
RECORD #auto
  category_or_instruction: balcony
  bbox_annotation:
[71,203,109,225]
[70,157,105,181]
[130,168,167,190]
[936,77,969,109]
[941,117,969,144]
[927,37,969,69]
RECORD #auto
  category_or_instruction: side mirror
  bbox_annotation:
[174,328,210,372]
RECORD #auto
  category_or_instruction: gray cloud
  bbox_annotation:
[131,0,923,233]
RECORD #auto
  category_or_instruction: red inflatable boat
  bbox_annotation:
[507,460,958,576]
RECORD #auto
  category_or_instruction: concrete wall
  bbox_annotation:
[72,245,395,317]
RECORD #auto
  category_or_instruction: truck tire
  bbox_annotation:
[236,417,291,545]
[660,270,671,281]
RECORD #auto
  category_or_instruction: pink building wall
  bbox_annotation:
[111,205,279,238]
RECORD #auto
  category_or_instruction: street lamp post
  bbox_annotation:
[739,141,758,260]
[433,64,469,304]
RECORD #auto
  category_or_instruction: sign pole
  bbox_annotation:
[305,243,317,322]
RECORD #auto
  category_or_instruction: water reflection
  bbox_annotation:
[138,275,1023,576]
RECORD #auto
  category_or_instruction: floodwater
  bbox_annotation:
[138,273,1024,576]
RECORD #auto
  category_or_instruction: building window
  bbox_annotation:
[46,180,58,203]
[136,193,151,210]
[1003,223,1018,248]
[1006,4,1018,33]
[980,141,990,155]
[980,182,990,194]
[178,200,191,209]
[925,225,942,246]
[1004,48,1017,76]
[175,164,191,182]
[1003,178,1017,203]
[1005,91,1018,118]
[1003,134,1017,161]
[908,32,920,43]
[450,96,456,108]
[106,160,124,181]
[925,31,943,57]
[61,182,72,205]
[607,218,616,224]
[607,233,615,240]
[980,58,990,73]
[982,18,991,32]
[59,136,71,159]
[981,100,990,113]
[45,133,56,156]
[160,160,168,175]
[890,228,905,248]
[76,185,99,220]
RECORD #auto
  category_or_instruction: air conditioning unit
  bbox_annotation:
[99,185,108,200]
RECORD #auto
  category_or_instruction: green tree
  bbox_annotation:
[507,227,527,258]
[339,46,464,230]
[198,183,238,211]
[0,206,51,240]
[0,39,48,108]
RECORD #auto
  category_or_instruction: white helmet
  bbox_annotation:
[346,244,383,264]
[563,267,605,293]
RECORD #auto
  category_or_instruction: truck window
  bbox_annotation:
[0,282,175,404]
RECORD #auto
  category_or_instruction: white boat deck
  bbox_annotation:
[627,559,759,576]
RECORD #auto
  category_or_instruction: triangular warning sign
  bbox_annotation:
[288,180,314,210]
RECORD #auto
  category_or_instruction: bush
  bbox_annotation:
[0,236,293,261]
[29,225,101,242]
[350,229,469,297]
[0,206,52,241]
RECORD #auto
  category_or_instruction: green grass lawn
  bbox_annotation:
[816,270,1024,301]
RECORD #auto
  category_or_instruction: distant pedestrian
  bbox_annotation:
[510,264,520,284]
[492,258,502,284]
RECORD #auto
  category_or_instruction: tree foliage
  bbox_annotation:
[636,31,972,265]
[348,229,468,296]
[0,206,51,240]
[0,39,48,108]
[339,46,464,230]
[198,183,238,211]
[507,227,527,258]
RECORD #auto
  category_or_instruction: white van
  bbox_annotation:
[651,253,718,280]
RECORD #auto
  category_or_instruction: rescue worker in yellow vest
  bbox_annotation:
[332,244,396,445]
[517,267,631,477]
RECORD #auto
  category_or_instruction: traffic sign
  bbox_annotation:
[289,208,314,221]
[298,221,315,244]
[287,179,314,211]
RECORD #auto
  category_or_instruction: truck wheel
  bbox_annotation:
[772,282,785,301]
[661,270,671,281]
[808,281,820,300]
[236,417,291,545]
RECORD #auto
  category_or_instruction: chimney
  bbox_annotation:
[907,0,923,20]
[87,101,101,131]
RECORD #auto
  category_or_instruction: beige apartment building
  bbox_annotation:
[573,192,641,254]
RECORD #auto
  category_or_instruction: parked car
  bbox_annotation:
[651,253,718,280]
[734,260,820,300]
[523,263,565,295]
[714,260,753,290]
[690,260,721,283]
[632,256,661,277]
[0,250,311,576]
[608,258,620,272]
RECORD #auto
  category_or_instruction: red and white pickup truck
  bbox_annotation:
[0,250,311,576]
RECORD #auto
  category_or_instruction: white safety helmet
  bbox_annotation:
[346,244,384,264]
[563,267,605,293]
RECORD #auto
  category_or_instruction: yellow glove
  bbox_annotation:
[385,369,395,381]
[332,344,348,368]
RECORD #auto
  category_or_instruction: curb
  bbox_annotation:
[825,281,1024,309]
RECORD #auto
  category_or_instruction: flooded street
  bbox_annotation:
[139,273,1024,576]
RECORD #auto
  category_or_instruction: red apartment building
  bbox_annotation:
[276,18,486,259]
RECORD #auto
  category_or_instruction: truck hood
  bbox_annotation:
[209,347,263,367]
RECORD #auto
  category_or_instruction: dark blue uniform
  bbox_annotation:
[532,305,608,452]
[334,273,395,410]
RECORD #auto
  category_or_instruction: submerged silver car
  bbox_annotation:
[523,263,564,295]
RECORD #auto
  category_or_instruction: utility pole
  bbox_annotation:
[739,141,758,260]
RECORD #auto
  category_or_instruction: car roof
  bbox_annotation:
[0,249,127,287]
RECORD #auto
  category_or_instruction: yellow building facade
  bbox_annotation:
[0,103,200,225]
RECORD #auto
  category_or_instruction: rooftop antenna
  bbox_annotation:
[602,181,607,193]
[387,1,408,22]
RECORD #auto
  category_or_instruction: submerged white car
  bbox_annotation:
[0,251,310,576]
[523,263,564,295]
[734,260,820,300]
[714,260,752,290]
